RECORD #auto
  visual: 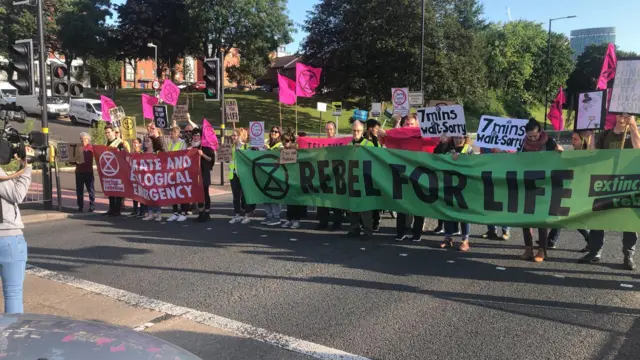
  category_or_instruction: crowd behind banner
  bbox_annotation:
[77,109,640,272]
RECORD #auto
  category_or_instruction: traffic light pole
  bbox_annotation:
[219,49,225,186]
[37,0,52,210]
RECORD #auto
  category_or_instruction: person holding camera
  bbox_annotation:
[0,153,31,313]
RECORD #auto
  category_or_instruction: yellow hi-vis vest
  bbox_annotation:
[229,143,249,180]
[349,138,374,147]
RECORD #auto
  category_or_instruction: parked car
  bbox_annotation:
[0,82,17,108]
[260,85,272,92]
[69,98,103,126]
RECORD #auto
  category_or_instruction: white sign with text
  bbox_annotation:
[474,116,528,152]
[610,59,640,115]
[417,105,466,138]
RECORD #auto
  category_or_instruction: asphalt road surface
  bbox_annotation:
[24,194,640,360]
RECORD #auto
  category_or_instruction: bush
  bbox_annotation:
[90,121,107,145]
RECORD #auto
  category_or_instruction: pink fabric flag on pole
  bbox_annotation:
[141,93,159,119]
[547,87,566,131]
[596,43,618,130]
[100,95,117,122]
[159,79,181,106]
[201,118,219,151]
[295,63,322,98]
[278,74,297,105]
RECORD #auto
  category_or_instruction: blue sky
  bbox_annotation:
[284,0,640,54]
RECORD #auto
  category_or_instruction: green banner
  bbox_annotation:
[237,147,640,232]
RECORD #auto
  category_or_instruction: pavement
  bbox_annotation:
[19,192,640,360]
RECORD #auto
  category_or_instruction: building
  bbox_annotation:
[570,27,616,60]
[120,49,240,89]
[256,54,299,87]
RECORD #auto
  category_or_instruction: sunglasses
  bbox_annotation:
[271,130,280,134]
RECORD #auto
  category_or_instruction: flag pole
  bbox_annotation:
[279,100,283,129]
[295,101,298,135]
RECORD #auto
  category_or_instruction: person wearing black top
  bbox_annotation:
[365,119,381,231]
[191,128,215,222]
[104,125,126,217]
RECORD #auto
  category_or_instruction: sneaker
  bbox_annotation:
[453,231,462,236]
[481,231,498,240]
[229,215,242,224]
[281,220,291,228]
[623,256,636,271]
[127,212,138,217]
[394,235,410,242]
[432,228,444,235]
[88,206,95,213]
[372,225,380,232]
[578,253,601,264]
[266,220,281,226]
[290,221,301,229]
[501,232,510,241]
[187,210,193,215]
[241,216,251,224]
[260,218,272,225]
[580,246,590,253]
[411,236,422,242]
[176,215,187,222]
[136,213,145,218]
[142,214,154,221]
[167,214,179,222]
[155,214,163,222]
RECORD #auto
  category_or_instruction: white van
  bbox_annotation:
[0,82,17,107]
[15,88,69,118]
[69,98,102,126]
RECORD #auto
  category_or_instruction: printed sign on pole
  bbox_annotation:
[249,121,265,148]
[317,102,327,112]
[224,99,240,123]
[475,116,528,152]
[409,91,424,107]
[391,88,409,116]
[120,116,136,142]
[417,105,467,138]
[575,90,607,130]
[332,102,342,116]
[279,149,298,164]
[610,59,640,115]
[152,80,160,90]
[108,107,125,128]
[172,105,189,123]
[218,143,233,163]
[153,105,169,129]
[371,103,382,117]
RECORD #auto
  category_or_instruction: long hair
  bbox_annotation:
[268,126,282,148]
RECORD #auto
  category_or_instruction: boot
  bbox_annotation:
[520,246,534,260]
[197,211,210,223]
[193,211,205,222]
[623,255,636,271]
[533,248,546,263]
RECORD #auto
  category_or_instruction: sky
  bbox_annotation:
[284,0,640,54]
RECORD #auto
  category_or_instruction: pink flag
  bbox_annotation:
[201,118,219,150]
[100,95,117,122]
[141,93,158,119]
[547,87,566,131]
[596,44,618,130]
[296,63,322,98]
[159,79,180,106]
[278,74,297,105]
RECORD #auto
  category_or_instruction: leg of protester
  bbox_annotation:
[0,235,27,314]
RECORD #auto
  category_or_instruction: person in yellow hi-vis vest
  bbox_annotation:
[261,126,284,226]
[345,121,375,240]
[166,126,188,222]
[229,128,251,225]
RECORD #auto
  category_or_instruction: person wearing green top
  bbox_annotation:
[579,114,640,270]
[345,121,374,240]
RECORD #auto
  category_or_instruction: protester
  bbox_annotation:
[479,147,510,241]
[430,127,460,236]
[74,132,95,213]
[127,137,146,217]
[191,128,216,223]
[365,119,382,231]
[519,118,563,262]
[395,114,427,242]
[104,125,126,217]
[316,121,343,230]
[141,137,162,222]
[0,150,31,313]
[281,129,304,229]
[346,121,375,240]
[229,128,251,225]
[115,128,131,152]
[579,114,640,270]
[261,126,284,226]
[435,134,474,251]
[166,126,188,222]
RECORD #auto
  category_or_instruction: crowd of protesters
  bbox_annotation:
[73,113,639,271]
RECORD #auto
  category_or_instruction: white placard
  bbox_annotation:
[409,91,423,106]
[475,116,528,152]
[417,105,466,138]
[249,121,265,148]
[371,103,382,117]
[576,91,606,130]
[218,143,233,163]
[279,149,298,164]
[224,99,240,123]
[391,88,409,116]
[317,102,327,112]
[610,59,640,115]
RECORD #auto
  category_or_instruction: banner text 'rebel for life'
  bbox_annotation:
[236,146,640,233]
[94,146,204,206]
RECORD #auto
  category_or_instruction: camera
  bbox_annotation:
[0,111,48,165]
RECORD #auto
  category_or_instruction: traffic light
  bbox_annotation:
[70,82,84,98]
[50,62,69,97]
[203,58,220,101]
[8,39,34,96]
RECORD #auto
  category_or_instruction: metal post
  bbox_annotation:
[420,0,425,94]
[544,19,552,131]
[37,0,52,210]
[219,49,225,186]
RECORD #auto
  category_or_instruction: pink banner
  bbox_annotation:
[141,93,158,119]
[278,74,297,105]
[297,137,351,149]
[383,127,438,153]
[547,87,565,131]
[160,79,181,106]
[202,118,219,150]
[100,96,116,122]
[296,63,322,98]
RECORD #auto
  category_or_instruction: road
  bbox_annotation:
[23,194,640,360]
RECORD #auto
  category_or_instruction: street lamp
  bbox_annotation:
[543,15,576,130]
[147,42,158,94]
[420,0,425,94]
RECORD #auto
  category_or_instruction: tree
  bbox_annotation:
[185,0,293,58]
[0,0,59,56]
[302,0,487,105]
[117,0,195,79]
[85,56,121,89]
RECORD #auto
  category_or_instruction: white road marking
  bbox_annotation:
[553,275,565,279]
[323,243,330,246]
[496,267,506,271]
[261,234,268,238]
[290,238,298,242]
[207,228,212,230]
[399,253,408,257]
[27,266,371,360]
[620,284,634,289]
[360,248,366,251]
[446,260,455,264]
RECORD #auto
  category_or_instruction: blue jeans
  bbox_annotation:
[148,206,161,214]
[264,204,281,221]
[445,222,470,239]
[488,225,510,234]
[0,235,27,313]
